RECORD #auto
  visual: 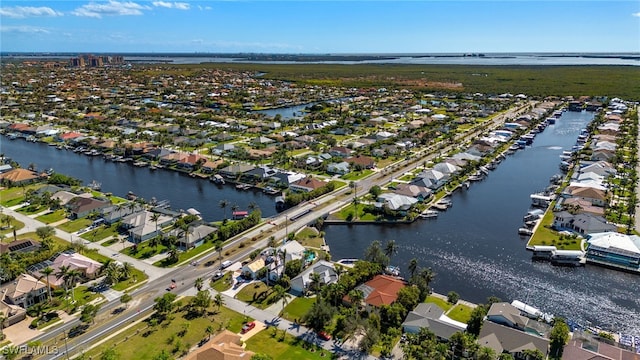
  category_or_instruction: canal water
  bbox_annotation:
[0,141,278,220]
[324,110,640,335]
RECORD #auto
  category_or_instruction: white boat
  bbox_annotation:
[385,265,401,277]
[88,180,102,191]
[518,228,533,236]
[420,210,439,219]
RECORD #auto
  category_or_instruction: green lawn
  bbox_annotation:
[245,327,331,360]
[16,203,49,215]
[398,174,414,182]
[0,184,43,205]
[81,249,149,291]
[80,223,120,242]
[0,218,25,237]
[527,209,582,250]
[281,297,315,322]
[235,281,279,309]
[341,169,374,181]
[35,209,67,224]
[425,295,453,312]
[446,304,473,324]
[57,218,92,233]
[335,203,378,221]
[86,303,247,360]
[210,272,234,292]
[294,227,323,248]
[122,241,167,260]
[153,240,217,267]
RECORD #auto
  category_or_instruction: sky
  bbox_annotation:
[1,1,639,53]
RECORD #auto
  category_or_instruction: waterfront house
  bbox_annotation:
[142,147,172,161]
[0,274,47,308]
[563,186,607,207]
[486,302,529,331]
[477,321,549,360]
[579,161,616,177]
[0,164,13,173]
[183,329,254,360]
[101,203,145,224]
[415,169,449,190]
[218,164,256,178]
[121,210,174,243]
[585,232,640,272]
[158,151,187,166]
[278,240,306,263]
[290,260,337,295]
[571,214,616,235]
[560,198,605,216]
[402,303,467,341]
[289,176,328,193]
[271,171,306,187]
[242,258,266,279]
[392,183,433,201]
[66,197,111,219]
[327,162,350,175]
[376,193,418,212]
[590,149,616,162]
[53,190,91,207]
[56,131,83,142]
[245,166,278,181]
[176,153,209,171]
[350,274,406,308]
[433,162,461,175]
[0,168,40,186]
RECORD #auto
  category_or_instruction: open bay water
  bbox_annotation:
[324,110,640,335]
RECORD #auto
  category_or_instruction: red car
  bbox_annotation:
[317,331,332,341]
[241,322,256,334]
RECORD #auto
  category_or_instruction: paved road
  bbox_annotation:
[14,101,534,359]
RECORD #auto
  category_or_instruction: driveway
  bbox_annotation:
[3,316,41,345]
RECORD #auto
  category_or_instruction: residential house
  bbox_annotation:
[591,149,616,162]
[0,298,27,327]
[433,162,461,175]
[415,169,449,190]
[0,168,40,186]
[346,155,376,169]
[101,203,146,224]
[245,166,278,181]
[278,240,306,263]
[402,303,467,341]
[0,274,47,308]
[0,239,40,254]
[56,132,84,142]
[290,260,338,295]
[176,153,209,171]
[0,164,13,173]
[121,210,174,243]
[376,193,418,211]
[219,164,256,178]
[571,214,617,235]
[564,186,607,207]
[289,177,328,193]
[183,330,254,360]
[175,224,217,249]
[327,162,350,175]
[32,252,102,288]
[159,152,187,166]
[486,302,530,331]
[561,198,605,216]
[477,321,549,360]
[242,258,266,279]
[392,183,433,201]
[329,146,352,158]
[53,191,91,206]
[351,275,406,308]
[143,147,173,161]
[66,197,111,219]
[212,143,236,155]
[579,161,616,177]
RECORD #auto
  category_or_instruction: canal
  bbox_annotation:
[1,141,279,220]
[324,110,640,335]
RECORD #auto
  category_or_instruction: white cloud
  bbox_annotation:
[0,25,50,34]
[198,5,212,11]
[152,1,190,10]
[632,12,640,17]
[72,1,150,18]
[0,6,62,18]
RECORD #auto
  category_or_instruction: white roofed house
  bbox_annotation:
[433,162,461,175]
[278,240,306,263]
[585,232,640,272]
[121,210,174,243]
[290,260,338,295]
[376,193,418,212]
[166,223,217,250]
[327,161,351,175]
[415,169,449,190]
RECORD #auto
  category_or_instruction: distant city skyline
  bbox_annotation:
[1,1,639,53]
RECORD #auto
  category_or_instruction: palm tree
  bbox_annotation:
[0,313,5,341]
[64,269,82,303]
[230,204,239,218]
[219,199,230,220]
[334,265,345,281]
[55,265,71,299]
[121,262,132,280]
[149,235,160,253]
[194,277,204,292]
[384,239,398,260]
[408,258,418,279]
[308,272,322,295]
[213,293,224,311]
[41,266,54,301]
[248,201,259,212]
[272,284,290,317]
[150,212,161,237]
[215,242,223,267]
[205,324,214,341]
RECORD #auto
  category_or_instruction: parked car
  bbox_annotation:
[317,330,332,341]
[212,271,224,281]
[241,321,256,334]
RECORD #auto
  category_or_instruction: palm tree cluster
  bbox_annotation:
[101,261,134,286]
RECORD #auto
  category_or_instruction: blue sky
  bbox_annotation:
[1,1,638,53]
